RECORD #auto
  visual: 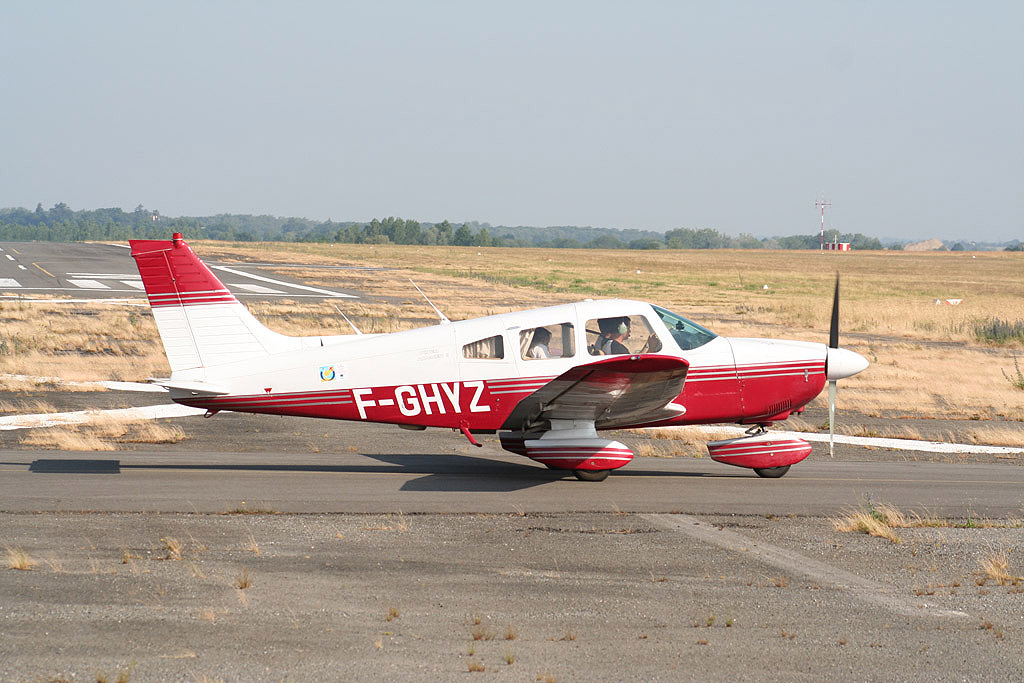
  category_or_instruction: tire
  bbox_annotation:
[573,469,611,482]
[753,465,790,479]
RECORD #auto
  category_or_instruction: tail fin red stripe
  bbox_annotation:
[130,233,239,307]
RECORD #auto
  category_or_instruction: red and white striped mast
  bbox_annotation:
[816,196,831,251]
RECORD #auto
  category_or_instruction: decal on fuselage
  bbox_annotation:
[351,380,490,419]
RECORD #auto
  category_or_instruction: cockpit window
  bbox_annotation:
[652,305,717,351]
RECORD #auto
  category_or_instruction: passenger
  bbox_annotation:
[527,327,552,359]
[596,317,630,355]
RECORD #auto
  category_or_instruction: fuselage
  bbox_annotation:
[169,299,828,431]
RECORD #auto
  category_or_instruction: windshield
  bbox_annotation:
[652,305,717,351]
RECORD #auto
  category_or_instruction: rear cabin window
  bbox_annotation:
[586,315,662,356]
[519,323,575,360]
[462,335,504,360]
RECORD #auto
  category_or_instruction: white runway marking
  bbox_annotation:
[211,265,356,298]
[0,404,206,431]
[0,374,163,393]
[5,254,14,261]
[68,273,142,279]
[120,280,145,289]
[68,279,110,289]
[17,265,26,270]
[0,278,22,288]
[687,425,1024,455]
[234,283,283,294]
[645,513,970,619]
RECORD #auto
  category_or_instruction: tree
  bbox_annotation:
[435,220,453,245]
[628,238,663,250]
[452,223,474,246]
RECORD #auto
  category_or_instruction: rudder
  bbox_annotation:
[130,233,295,372]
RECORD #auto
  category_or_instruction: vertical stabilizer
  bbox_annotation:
[130,233,296,372]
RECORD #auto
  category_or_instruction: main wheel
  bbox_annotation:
[573,469,611,482]
[753,465,790,479]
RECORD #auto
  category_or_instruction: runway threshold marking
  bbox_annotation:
[210,265,356,298]
[644,513,970,620]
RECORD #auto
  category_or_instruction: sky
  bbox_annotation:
[1,2,1021,242]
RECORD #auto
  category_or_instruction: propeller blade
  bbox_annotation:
[828,380,837,457]
[829,274,840,349]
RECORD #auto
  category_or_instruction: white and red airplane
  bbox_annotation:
[130,233,868,481]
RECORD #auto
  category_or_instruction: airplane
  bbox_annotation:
[129,233,868,481]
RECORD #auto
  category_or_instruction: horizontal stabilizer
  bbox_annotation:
[150,378,231,396]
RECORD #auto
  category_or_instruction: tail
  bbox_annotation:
[130,233,297,373]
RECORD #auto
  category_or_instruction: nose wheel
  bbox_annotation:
[753,465,790,479]
[573,469,611,482]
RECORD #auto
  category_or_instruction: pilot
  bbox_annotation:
[527,327,552,359]
[596,317,631,355]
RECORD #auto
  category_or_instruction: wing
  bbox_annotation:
[501,354,689,431]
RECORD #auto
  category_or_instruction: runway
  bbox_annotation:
[0,240,359,300]
[1,443,1022,517]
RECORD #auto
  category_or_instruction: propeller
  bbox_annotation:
[823,274,870,456]
[828,275,839,457]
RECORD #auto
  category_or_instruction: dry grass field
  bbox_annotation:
[1,242,1022,439]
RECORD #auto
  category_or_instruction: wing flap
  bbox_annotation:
[502,355,689,430]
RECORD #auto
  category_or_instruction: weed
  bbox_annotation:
[504,625,517,640]
[235,568,252,590]
[41,554,63,573]
[697,639,709,645]
[245,531,261,556]
[160,537,183,561]
[781,629,796,640]
[467,661,486,672]
[1003,355,1024,390]
[772,576,789,588]
[470,625,493,641]
[5,546,37,570]
[504,649,515,665]
[120,547,139,564]
[974,318,1024,345]
[979,553,1023,586]
[386,607,399,622]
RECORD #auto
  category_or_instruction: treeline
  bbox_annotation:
[1,202,890,250]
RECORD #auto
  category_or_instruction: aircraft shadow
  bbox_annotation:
[29,459,121,474]
[16,453,732,492]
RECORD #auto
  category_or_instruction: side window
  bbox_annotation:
[586,315,662,356]
[462,335,504,360]
[519,323,575,360]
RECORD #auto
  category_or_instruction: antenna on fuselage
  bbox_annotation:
[332,304,363,335]
[410,279,451,325]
